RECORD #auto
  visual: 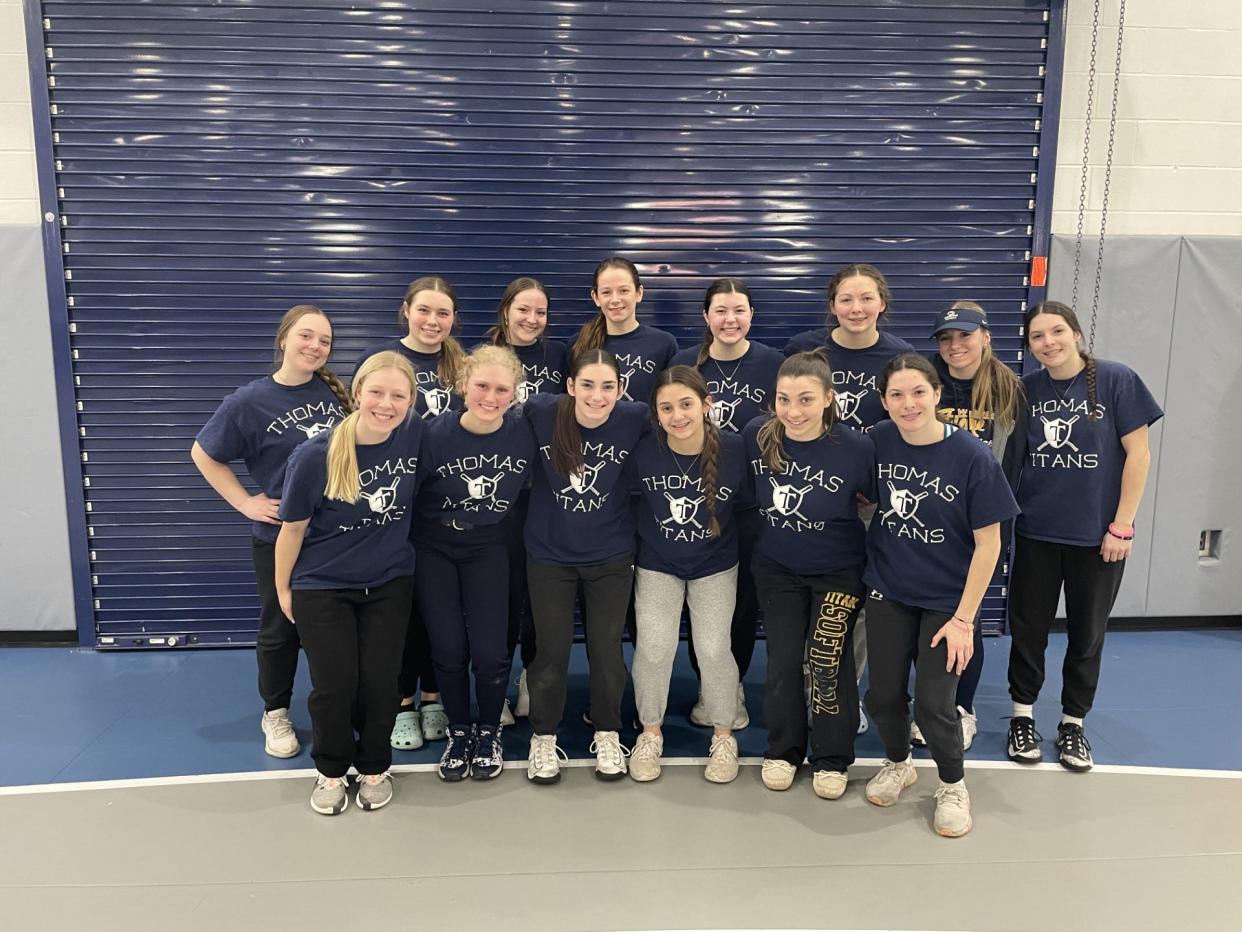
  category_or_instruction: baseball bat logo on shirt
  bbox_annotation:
[562,460,605,496]
[463,473,503,502]
[1038,415,1080,452]
[661,493,705,529]
[295,418,337,438]
[769,477,813,521]
[516,378,543,405]
[709,397,742,431]
[359,477,401,514]
[880,481,929,527]
[834,390,865,425]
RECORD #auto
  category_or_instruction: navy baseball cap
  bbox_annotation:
[931,306,988,336]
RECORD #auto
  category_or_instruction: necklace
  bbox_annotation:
[1046,368,1082,405]
[667,446,701,485]
[709,344,748,383]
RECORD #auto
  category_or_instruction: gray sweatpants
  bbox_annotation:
[633,564,739,729]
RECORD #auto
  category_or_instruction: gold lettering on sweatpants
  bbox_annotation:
[809,591,860,715]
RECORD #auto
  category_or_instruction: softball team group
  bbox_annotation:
[191,258,1162,838]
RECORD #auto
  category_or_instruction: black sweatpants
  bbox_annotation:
[526,556,634,735]
[397,593,439,700]
[752,557,865,772]
[689,505,761,679]
[504,490,537,668]
[293,575,412,779]
[415,521,511,728]
[252,538,301,712]
[865,592,964,784]
[1008,534,1126,718]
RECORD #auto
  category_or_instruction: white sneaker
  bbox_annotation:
[261,708,300,759]
[526,734,567,785]
[514,670,530,718]
[704,734,739,784]
[812,770,848,800]
[500,699,515,727]
[761,758,797,791]
[857,700,869,735]
[934,781,973,837]
[629,732,663,782]
[733,683,750,730]
[910,719,926,747]
[865,757,918,807]
[590,730,630,781]
[958,706,977,751]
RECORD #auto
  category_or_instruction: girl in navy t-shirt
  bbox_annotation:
[356,276,466,750]
[483,276,569,723]
[629,366,749,785]
[862,354,1018,838]
[191,304,351,761]
[670,278,783,729]
[275,352,424,815]
[743,351,875,800]
[571,256,677,405]
[1005,301,1162,774]
[522,349,651,784]
[909,301,1028,753]
[413,346,534,783]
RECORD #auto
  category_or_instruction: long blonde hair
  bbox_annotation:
[325,352,417,503]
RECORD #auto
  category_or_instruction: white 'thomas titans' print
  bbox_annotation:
[641,474,736,543]
[752,459,845,533]
[876,463,959,544]
[266,400,342,436]
[339,456,419,532]
[434,453,528,513]
[544,441,630,512]
[1028,397,1106,469]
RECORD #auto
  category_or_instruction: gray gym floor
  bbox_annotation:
[3,760,1240,932]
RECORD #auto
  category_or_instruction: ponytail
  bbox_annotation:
[438,335,467,394]
[756,416,789,475]
[572,314,607,361]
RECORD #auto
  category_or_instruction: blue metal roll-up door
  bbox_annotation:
[35,0,1059,646]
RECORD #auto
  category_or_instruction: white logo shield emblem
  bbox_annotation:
[463,473,503,501]
[561,461,605,496]
[880,481,928,527]
[835,390,865,424]
[516,379,543,405]
[661,493,705,529]
[1038,415,1080,452]
[421,386,452,418]
[359,477,401,514]
[769,477,813,520]
[709,397,741,430]
[296,419,335,438]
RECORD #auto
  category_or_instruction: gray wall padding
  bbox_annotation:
[0,223,76,631]
[1048,234,1242,618]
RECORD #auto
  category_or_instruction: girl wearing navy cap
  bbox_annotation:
[669,278,783,730]
[275,351,423,815]
[572,256,678,405]
[863,354,1018,837]
[192,304,352,760]
[414,345,534,782]
[907,301,1027,752]
[1005,302,1162,772]
[743,351,875,800]
[356,276,467,753]
[485,277,569,722]
[522,349,651,784]
[629,366,750,784]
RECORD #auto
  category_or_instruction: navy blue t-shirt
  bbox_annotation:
[783,328,915,430]
[415,411,534,527]
[865,421,1019,614]
[603,324,678,405]
[744,418,875,576]
[523,393,650,566]
[670,341,784,434]
[511,339,569,405]
[632,430,750,579]
[354,340,464,419]
[279,418,424,590]
[196,376,348,543]
[1015,359,1162,546]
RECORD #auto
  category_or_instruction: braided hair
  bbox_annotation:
[651,366,722,538]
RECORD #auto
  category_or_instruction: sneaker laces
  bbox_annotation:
[443,728,472,767]
[1009,717,1042,749]
[589,731,631,768]
[873,759,911,791]
[632,733,661,763]
[1057,724,1092,759]
[934,783,969,805]
[265,711,295,740]
[359,771,390,787]
[709,734,737,760]
[532,735,568,770]
[474,727,502,764]
[315,773,346,790]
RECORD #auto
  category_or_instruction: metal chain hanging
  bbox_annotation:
[1071,0,1127,354]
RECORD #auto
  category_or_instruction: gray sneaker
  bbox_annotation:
[310,773,348,815]
[356,771,393,811]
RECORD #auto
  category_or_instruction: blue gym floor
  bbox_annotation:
[2,629,1240,787]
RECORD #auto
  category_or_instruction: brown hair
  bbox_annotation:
[272,304,353,413]
[757,350,839,473]
[399,276,466,393]
[551,349,621,480]
[941,300,1024,430]
[325,352,417,503]
[572,256,642,360]
[1025,300,1099,422]
[825,263,892,320]
[652,366,722,538]
[486,276,549,347]
[880,352,943,396]
[696,278,753,368]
